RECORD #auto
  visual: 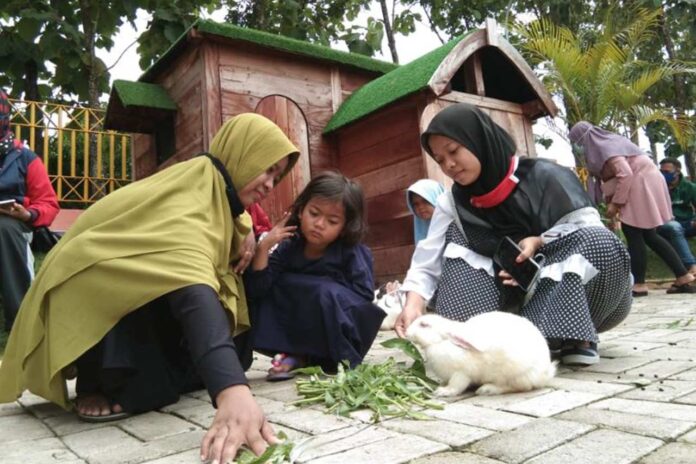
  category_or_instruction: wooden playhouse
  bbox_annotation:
[105,18,557,283]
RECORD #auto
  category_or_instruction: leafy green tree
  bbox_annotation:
[513,4,693,167]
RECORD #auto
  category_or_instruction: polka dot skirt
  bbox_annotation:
[435,224,632,343]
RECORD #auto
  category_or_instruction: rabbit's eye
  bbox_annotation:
[420,321,430,328]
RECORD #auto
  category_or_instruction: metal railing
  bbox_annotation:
[9,98,132,205]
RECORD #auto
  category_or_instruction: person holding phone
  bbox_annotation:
[0,89,59,331]
[395,104,632,367]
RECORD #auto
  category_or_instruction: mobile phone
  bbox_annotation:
[0,199,16,208]
[493,236,541,292]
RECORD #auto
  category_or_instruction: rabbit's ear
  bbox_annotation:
[448,333,484,352]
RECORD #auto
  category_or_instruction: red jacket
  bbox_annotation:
[0,141,59,227]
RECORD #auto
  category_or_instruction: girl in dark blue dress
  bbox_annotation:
[246,172,385,380]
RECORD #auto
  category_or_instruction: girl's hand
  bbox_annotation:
[605,202,619,220]
[394,292,425,338]
[258,212,296,252]
[201,385,277,464]
[498,236,542,287]
[233,232,256,274]
[0,202,32,222]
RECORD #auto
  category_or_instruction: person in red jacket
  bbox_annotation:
[0,89,59,331]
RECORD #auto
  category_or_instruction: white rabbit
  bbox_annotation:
[374,281,402,330]
[405,311,556,397]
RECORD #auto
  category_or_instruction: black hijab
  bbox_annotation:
[421,103,593,255]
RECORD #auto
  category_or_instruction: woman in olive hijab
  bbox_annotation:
[395,104,632,368]
[0,113,299,463]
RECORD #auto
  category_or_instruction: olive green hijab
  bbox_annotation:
[0,113,298,408]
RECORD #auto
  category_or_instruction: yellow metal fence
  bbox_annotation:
[9,98,132,205]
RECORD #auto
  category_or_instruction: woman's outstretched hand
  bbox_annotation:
[394,291,425,338]
[201,385,277,464]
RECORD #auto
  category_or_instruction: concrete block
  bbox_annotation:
[559,406,694,440]
[589,398,696,422]
[639,442,696,464]
[502,390,601,417]
[0,414,54,444]
[381,417,494,447]
[470,418,593,463]
[619,380,696,402]
[119,411,201,441]
[268,408,354,434]
[426,402,532,431]
[410,451,505,463]
[525,429,662,464]
[302,433,448,464]
[0,437,84,464]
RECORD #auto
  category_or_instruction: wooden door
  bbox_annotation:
[255,96,310,223]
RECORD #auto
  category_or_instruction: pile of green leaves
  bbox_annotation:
[291,338,441,422]
[235,432,294,464]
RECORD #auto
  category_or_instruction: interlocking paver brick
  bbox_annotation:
[268,408,354,434]
[589,397,696,421]
[86,430,205,464]
[0,437,84,464]
[119,411,201,441]
[525,429,663,464]
[639,442,696,464]
[0,401,23,417]
[292,424,398,462]
[426,402,532,431]
[380,417,494,447]
[619,380,696,401]
[302,433,447,464]
[558,406,695,440]
[469,418,593,463]
[61,426,141,459]
[1,292,695,464]
[502,390,602,417]
[410,451,505,463]
[0,413,54,444]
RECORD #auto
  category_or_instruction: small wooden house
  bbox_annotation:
[105,18,557,283]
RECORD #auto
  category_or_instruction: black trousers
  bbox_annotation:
[75,285,251,413]
[0,215,33,330]
[622,223,687,284]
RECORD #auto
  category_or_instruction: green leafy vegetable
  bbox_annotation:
[292,339,441,422]
[235,431,294,464]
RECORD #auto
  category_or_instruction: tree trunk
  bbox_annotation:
[80,0,103,198]
[658,9,694,176]
[379,0,399,64]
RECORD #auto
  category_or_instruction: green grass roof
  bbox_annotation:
[324,33,471,134]
[112,80,177,110]
[141,19,397,82]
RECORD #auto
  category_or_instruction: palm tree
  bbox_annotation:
[513,4,693,167]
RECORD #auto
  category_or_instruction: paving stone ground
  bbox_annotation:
[2,290,696,463]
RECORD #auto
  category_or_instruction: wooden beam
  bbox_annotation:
[428,30,486,96]
[200,43,221,151]
[485,18,498,47]
[330,67,342,113]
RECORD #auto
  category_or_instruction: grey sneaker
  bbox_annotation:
[561,341,599,366]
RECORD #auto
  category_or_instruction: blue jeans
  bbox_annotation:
[657,220,696,267]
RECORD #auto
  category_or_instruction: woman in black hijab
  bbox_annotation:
[395,104,632,367]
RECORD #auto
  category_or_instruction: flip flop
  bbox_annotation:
[266,353,303,382]
[76,410,132,423]
[666,283,696,294]
[632,290,648,297]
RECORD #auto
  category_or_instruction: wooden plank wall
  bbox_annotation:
[216,43,378,175]
[336,99,425,284]
[132,46,206,178]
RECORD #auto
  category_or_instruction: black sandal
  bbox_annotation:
[666,283,696,294]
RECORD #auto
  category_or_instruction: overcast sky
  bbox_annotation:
[98,7,576,166]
